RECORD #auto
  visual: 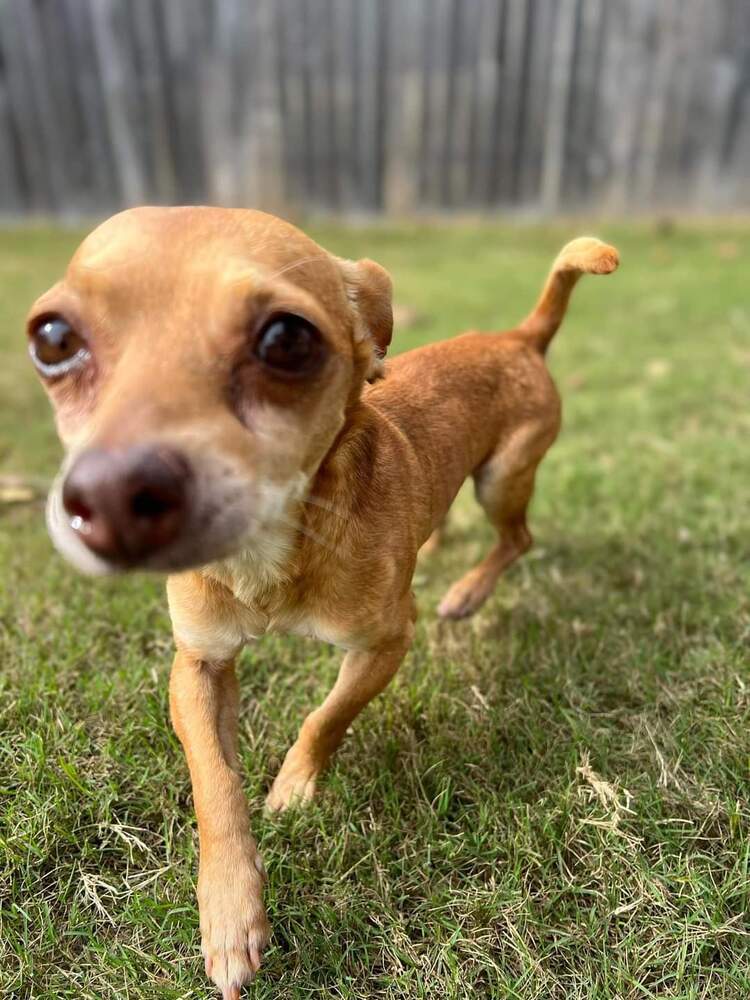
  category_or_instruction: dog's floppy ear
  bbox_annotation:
[338,257,393,378]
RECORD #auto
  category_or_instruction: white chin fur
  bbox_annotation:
[46,483,114,576]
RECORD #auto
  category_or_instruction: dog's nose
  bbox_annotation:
[62,446,192,564]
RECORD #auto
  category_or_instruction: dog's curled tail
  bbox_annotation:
[517,237,619,354]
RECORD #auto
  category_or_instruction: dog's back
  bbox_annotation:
[364,237,619,618]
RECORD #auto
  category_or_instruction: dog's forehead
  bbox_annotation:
[68,206,345,306]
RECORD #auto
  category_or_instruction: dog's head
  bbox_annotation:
[27,207,392,575]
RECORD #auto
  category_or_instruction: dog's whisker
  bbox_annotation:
[299,494,350,520]
[224,254,333,292]
[264,255,332,282]
[276,512,338,552]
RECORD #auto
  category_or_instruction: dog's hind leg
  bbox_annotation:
[437,425,553,620]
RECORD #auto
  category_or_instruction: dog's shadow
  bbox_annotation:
[335,523,738,801]
[254,519,740,825]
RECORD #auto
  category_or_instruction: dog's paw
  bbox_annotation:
[198,849,270,998]
[437,569,494,620]
[266,748,319,812]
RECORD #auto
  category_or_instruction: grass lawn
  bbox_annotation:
[0,219,749,999]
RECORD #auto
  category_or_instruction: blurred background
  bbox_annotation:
[0,0,748,220]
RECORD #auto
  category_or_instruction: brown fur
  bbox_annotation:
[27,208,618,997]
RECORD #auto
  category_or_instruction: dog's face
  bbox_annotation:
[27,207,392,575]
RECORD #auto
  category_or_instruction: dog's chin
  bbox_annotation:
[45,487,251,577]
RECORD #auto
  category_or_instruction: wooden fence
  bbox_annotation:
[0,0,748,218]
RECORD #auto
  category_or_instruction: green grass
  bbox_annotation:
[1,219,749,999]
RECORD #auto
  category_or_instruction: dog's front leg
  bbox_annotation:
[266,603,416,811]
[169,650,270,999]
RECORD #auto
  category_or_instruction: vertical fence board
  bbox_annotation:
[444,0,482,207]
[355,0,385,210]
[470,0,504,205]
[0,70,25,212]
[238,0,285,209]
[196,0,237,204]
[598,1,649,211]
[383,0,423,214]
[0,0,59,210]
[329,0,356,211]
[34,0,97,212]
[157,0,207,201]
[517,0,556,205]
[59,0,120,211]
[570,0,608,205]
[88,0,147,205]
[276,0,307,209]
[694,2,746,209]
[230,0,255,205]
[129,0,177,203]
[633,0,681,207]
[493,0,529,204]
[420,0,451,207]
[540,0,577,212]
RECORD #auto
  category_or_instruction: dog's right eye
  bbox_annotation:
[254,314,326,376]
[29,316,91,378]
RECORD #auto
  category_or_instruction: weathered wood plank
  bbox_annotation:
[0,0,61,210]
[598,0,652,211]
[355,0,386,210]
[420,0,452,207]
[692,1,746,209]
[568,0,608,205]
[0,70,25,214]
[540,0,578,212]
[195,0,238,205]
[330,0,358,212]
[516,0,556,206]
[58,0,120,211]
[128,0,177,203]
[88,0,147,205]
[444,0,482,207]
[493,0,529,204]
[237,0,285,210]
[33,0,97,212]
[383,0,424,214]
[470,0,505,205]
[156,0,207,201]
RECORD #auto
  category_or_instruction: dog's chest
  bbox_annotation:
[264,596,364,651]
[206,554,362,651]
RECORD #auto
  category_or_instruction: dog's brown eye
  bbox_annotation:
[29,316,90,377]
[254,314,325,375]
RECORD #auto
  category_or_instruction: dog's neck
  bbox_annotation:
[202,398,382,609]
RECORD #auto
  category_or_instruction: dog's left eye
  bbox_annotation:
[254,314,325,375]
[29,316,91,377]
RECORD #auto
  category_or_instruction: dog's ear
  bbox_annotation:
[338,257,393,378]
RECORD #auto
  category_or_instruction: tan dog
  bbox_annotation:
[26,208,618,998]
